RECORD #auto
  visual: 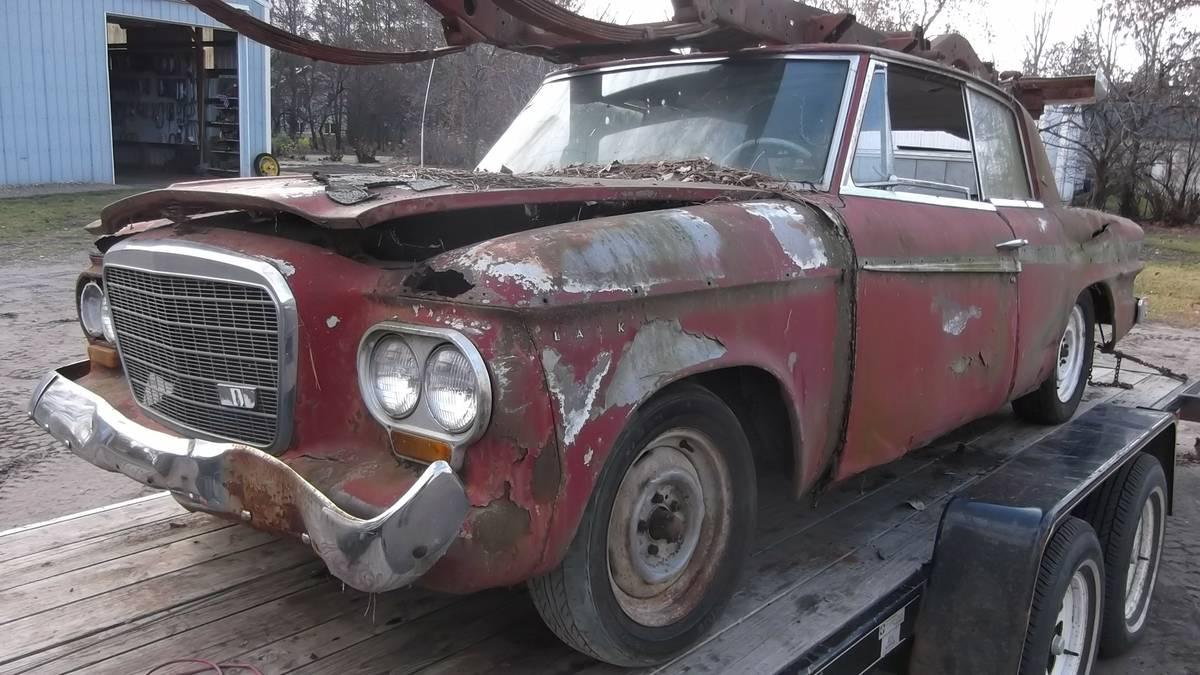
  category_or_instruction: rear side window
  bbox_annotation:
[968,91,1032,200]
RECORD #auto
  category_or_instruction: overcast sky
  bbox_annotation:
[579,0,1199,73]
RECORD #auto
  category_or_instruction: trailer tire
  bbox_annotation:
[528,383,756,666]
[1019,517,1103,675]
[1085,454,1167,657]
[1014,292,1094,425]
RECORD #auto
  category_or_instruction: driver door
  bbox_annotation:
[835,61,1021,478]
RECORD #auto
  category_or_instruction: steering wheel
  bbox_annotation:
[720,137,813,167]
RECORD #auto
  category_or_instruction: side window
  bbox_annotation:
[968,90,1033,200]
[850,65,891,185]
[849,64,979,200]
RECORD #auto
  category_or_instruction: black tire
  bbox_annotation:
[1014,291,1095,424]
[527,383,757,666]
[1019,517,1104,675]
[1084,454,1167,657]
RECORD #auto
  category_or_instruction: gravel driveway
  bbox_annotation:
[1,236,1196,673]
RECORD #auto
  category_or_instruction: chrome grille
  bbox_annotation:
[105,265,282,447]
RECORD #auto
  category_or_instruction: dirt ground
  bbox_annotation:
[0,228,1197,672]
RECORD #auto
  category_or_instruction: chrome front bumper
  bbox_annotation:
[27,363,468,593]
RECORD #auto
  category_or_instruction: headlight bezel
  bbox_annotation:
[356,322,492,467]
[78,281,106,338]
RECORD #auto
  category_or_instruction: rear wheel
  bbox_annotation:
[1019,517,1103,675]
[1014,292,1095,424]
[1086,454,1167,656]
[528,384,756,666]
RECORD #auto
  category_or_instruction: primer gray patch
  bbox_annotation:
[605,319,726,410]
[542,349,612,446]
[561,211,724,294]
[743,202,828,270]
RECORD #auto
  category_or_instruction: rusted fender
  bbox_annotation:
[448,200,858,574]
[421,199,845,308]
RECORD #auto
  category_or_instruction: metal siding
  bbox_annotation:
[1,0,270,185]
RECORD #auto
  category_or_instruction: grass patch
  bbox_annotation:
[0,190,141,244]
[1144,228,1200,261]
[1137,262,1200,326]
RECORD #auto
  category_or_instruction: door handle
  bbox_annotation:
[995,238,1029,251]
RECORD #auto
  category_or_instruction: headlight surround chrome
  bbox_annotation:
[79,281,106,338]
[357,322,492,468]
[424,345,479,432]
[100,295,117,343]
[369,336,421,418]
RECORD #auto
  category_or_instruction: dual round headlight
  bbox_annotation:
[79,281,116,343]
[366,335,481,433]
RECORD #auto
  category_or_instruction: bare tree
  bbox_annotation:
[1022,0,1058,77]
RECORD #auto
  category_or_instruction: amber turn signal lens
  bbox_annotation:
[88,343,120,370]
[389,431,453,464]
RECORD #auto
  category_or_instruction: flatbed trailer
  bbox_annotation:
[1,359,1194,675]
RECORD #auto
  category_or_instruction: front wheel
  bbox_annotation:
[528,384,756,666]
[1014,292,1095,424]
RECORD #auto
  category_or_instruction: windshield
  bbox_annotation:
[478,58,850,184]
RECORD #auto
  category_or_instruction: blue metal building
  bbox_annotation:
[0,0,270,186]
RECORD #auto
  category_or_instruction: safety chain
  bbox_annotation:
[1088,324,1189,389]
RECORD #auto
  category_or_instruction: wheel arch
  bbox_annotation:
[1087,281,1116,340]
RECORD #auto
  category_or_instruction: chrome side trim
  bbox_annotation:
[103,239,298,455]
[861,257,1022,274]
[28,364,467,594]
[357,322,493,470]
[840,184,999,212]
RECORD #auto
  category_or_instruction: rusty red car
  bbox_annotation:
[28,44,1146,666]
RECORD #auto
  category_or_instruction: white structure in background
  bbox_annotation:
[1039,105,1089,204]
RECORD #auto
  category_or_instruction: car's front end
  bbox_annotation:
[28,221,565,594]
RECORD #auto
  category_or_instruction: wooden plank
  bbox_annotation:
[4,559,327,675]
[0,512,232,593]
[1107,374,1187,409]
[0,493,182,564]
[0,525,275,624]
[285,591,534,675]
[83,578,455,674]
[0,539,312,662]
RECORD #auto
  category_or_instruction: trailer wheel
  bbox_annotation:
[1019,517,1103,675]
[1014,292,1094,425]
[528,383,756,666]
[1085,454,1167,656]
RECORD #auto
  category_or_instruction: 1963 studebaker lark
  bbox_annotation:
[28,44,1146,665]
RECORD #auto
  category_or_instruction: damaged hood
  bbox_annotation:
[97,173,771,234]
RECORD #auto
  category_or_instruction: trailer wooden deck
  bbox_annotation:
[0,361,1184,675]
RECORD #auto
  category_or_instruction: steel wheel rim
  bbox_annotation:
[1056,305,1086,403]
[1124,487,1164,631]
[1047,560,1099,675]
[607,428,733,627]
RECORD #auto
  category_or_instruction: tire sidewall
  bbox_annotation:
[1021,520,1104,675]
[1101,458,1168,651]
[577,384,757,661]
[1056,293,1096,413]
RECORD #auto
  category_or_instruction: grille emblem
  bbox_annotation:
[218,383,258,410]
[143,372,175,406]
